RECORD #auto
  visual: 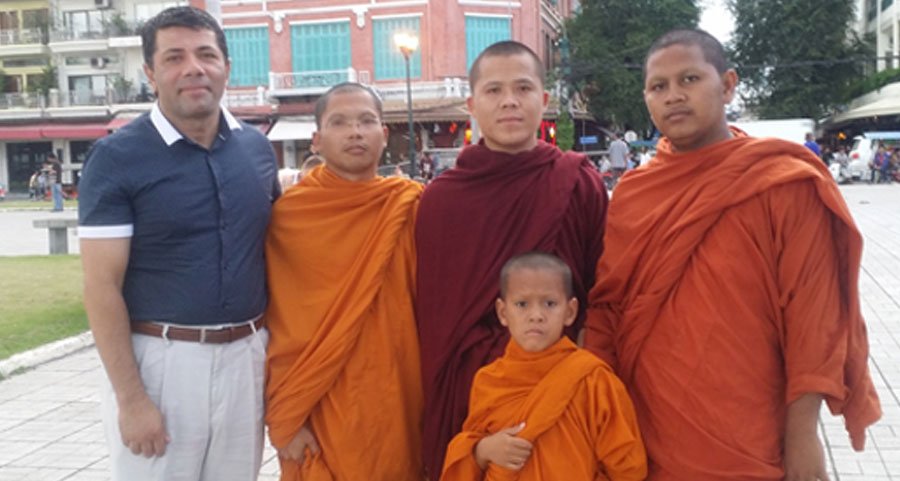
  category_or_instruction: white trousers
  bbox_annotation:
[101,328,268,481]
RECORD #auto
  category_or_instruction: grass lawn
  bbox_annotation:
[0,255,87,361]
[0,199,78,211]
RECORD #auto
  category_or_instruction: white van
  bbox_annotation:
[847,132,900,181]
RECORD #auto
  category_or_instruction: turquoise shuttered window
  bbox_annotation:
[225,27,270,87]
[373,17,421,80]
[466,16,511,71]
[290,21,352,88]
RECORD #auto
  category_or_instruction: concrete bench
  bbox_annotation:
[33,219,79,255]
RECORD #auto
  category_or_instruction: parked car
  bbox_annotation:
[846,131,900,182]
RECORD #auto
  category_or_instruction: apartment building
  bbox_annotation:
[215,0,577,166]
[0,0,580,191]
[827,0,900,130]
[0,0,187,193]
[861,0,900,71]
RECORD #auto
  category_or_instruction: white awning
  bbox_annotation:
[267,119,317,141]
[832,97,900,123]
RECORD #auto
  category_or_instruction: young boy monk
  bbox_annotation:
[417,40,608,478]
[442,252,646,481]
[265,82,423,481]
[585,29,881,480]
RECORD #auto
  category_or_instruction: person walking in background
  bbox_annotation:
[416,40,608,480]
[804,132,821,158]
[78,7,278,480]
[608,132,629,185]
[871,143,889,183]
[585,28,881,480]
[46,153,64,211]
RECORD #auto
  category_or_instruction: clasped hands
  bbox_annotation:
[475,422,533,472]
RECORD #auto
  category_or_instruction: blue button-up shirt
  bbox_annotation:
[79,104,278,326]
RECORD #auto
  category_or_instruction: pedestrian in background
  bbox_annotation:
[78,7,278,481]
[46,152,64,211]
[804,132,821,158]
[608,132,629,184]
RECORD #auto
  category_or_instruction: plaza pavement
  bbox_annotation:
[0,208,79,256]
[0,185,899,480]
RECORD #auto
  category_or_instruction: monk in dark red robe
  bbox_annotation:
[416,41,608,478]
[585,29,881,480]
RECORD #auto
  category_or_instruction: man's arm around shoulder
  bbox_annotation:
[81,238,170,457]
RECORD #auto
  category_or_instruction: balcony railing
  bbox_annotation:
[50,22,142,43]
[269,70,470,102]
[269,69,358,94]
[0,87,278,110]
[372,79,469,102]
[0,87,154,110]
[0,28,47,46]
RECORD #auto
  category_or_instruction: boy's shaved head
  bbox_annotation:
[469,40,545,91]
[500,251,573,298]
[314,82,383,129]
[645,28,728,75]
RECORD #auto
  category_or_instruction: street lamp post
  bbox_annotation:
[394,31,419,179]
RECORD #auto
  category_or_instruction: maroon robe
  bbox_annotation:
[416,140,608,478]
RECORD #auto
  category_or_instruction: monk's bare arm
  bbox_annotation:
[81,238,169,457]
[784,393,829,481]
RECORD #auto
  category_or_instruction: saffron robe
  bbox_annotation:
[585,130,882,480]
[441,337,647,481]
[265,166,424,481]
[416,140,608,478]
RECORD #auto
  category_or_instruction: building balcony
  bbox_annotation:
[268,69,470,102]
[48,21,143,53]
[269,69,360,97]
[372,79,469,102]
[0,87,153,111]
[0,28,49,56]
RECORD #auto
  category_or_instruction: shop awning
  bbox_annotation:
[0,126,43,141]
[0,123,113,141]
[106,117,135,131]
[41,123,110,138]
[832,97,900,124]
[267,119,316,141]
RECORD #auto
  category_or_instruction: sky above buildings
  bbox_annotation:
[699,0,735,44]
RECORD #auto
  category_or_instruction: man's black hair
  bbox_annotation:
[314,82,384,129]
[139,6,228,68]
[468,40,545,91]
[645,28,728,76]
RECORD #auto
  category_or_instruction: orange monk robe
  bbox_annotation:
[585,130,882,480]
[265,166,424,481]
[441,337,646,481]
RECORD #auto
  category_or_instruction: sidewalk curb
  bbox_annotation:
[0,331,94,379]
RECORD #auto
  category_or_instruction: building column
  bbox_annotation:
[878,2,885,71]
[0,142,8,190]
[894,7,899,69]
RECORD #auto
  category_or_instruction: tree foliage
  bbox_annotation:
[27,64,58,96]
[728,0,870,119]
[556,108,575,151]
[566,0,700,132]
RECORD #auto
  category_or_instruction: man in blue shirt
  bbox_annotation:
[804,133,821,158]
[78,7,277,481]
